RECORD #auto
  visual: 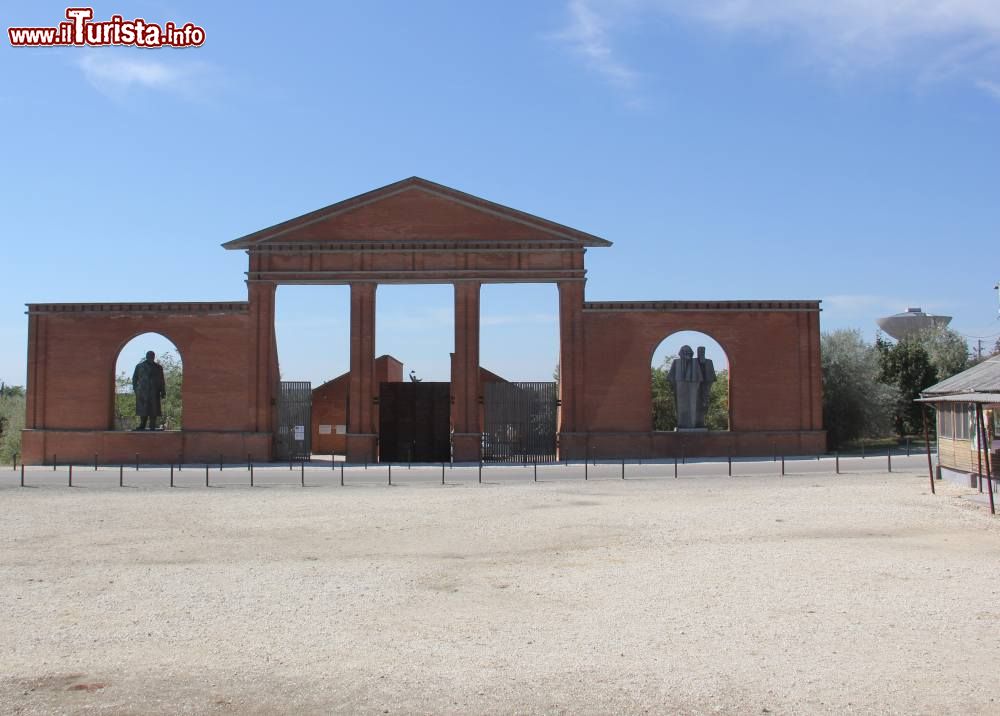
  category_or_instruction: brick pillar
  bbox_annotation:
[452,281,481,462]
[347,282,378,463]
[25,312,44,429]
[558,281,586,459]
[248,282,277,446]
[809,308,823,431]
[21,311,46,464]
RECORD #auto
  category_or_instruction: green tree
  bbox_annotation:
[115,351,183,430]
[911,326,968,379]
[822,330,898,448]
[0,387,26,462]
[875,335,937,437]
[651,357,677,431]
[706,369,730,431]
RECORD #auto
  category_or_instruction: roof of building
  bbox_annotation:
[223,176,612,249]
[918,355,1000,403]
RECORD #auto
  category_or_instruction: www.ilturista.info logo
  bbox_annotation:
[8,7,205,48]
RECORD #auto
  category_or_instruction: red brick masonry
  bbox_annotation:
[22,178,824,464]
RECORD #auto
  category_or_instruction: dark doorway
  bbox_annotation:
[378,382,451,462]
[483,382,558,463]
[276,381,312,460]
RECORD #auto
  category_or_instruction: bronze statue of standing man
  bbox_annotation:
[132,351,166,430]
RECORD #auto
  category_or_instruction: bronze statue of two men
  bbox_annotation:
[667,345,716,429]
[132,351,166,430]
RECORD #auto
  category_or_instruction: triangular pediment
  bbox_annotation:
[223,177,611,249]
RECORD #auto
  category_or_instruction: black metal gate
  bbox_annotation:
[483,382,558,463]
[378,382,451,462]
[275,381,312,461]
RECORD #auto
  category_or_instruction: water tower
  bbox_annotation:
[876,307,951,341]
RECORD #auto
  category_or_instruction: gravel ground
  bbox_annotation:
[1,468,998,715]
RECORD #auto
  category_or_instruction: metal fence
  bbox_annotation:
[482,381,558,463]
[275,381,312,461]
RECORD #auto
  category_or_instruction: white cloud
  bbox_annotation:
[553,0,640,91]
[77,53,217,99]
[555,0,1000,96]
[976,78,1000,99]
[665,0,1000,73]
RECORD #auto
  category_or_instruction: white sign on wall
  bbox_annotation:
[294,425,305,441]
[318,424,333,435]
[335,424,347,435]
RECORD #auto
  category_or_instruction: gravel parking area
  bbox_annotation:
[2,467,998,714]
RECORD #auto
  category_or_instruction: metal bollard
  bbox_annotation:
[340,463,344,486]
[94,453,98,471]
[205,465,209,487]
[20,462,25,487]
[442,463,445,485]
[621,459,625,480]
[68,464,73,487]
[584,460,588,481]
[170,464,174,488]
[534,460,538,482]
[249,463,253,487]
[906,438,911,457]
[728,454,732,477]
[12,453,16,470]
[478,460,482,484]
[135,453,139,471]
[835,451,840,474]
[388,463,392,486]
[674,456,678,479]
[53,454,57,471]
[780,456,785,476]
[887,447,892,473]
[119,465,123,487]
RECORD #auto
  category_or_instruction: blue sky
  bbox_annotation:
[3,0,999,387]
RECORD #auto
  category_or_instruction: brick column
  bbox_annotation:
[25,312,44,429]
[452,281,481,462]
[248,281,277,440]
[558,281,586,458]
[347,282,378,463]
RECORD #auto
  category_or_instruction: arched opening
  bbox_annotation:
[113,333,183,431]
[651,331,730,431]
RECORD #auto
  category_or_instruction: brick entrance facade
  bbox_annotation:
[21,177,824,464]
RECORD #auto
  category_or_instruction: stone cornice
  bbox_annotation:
[246,241,585,253]
[26,302,250,315]
[583,300,821,312]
